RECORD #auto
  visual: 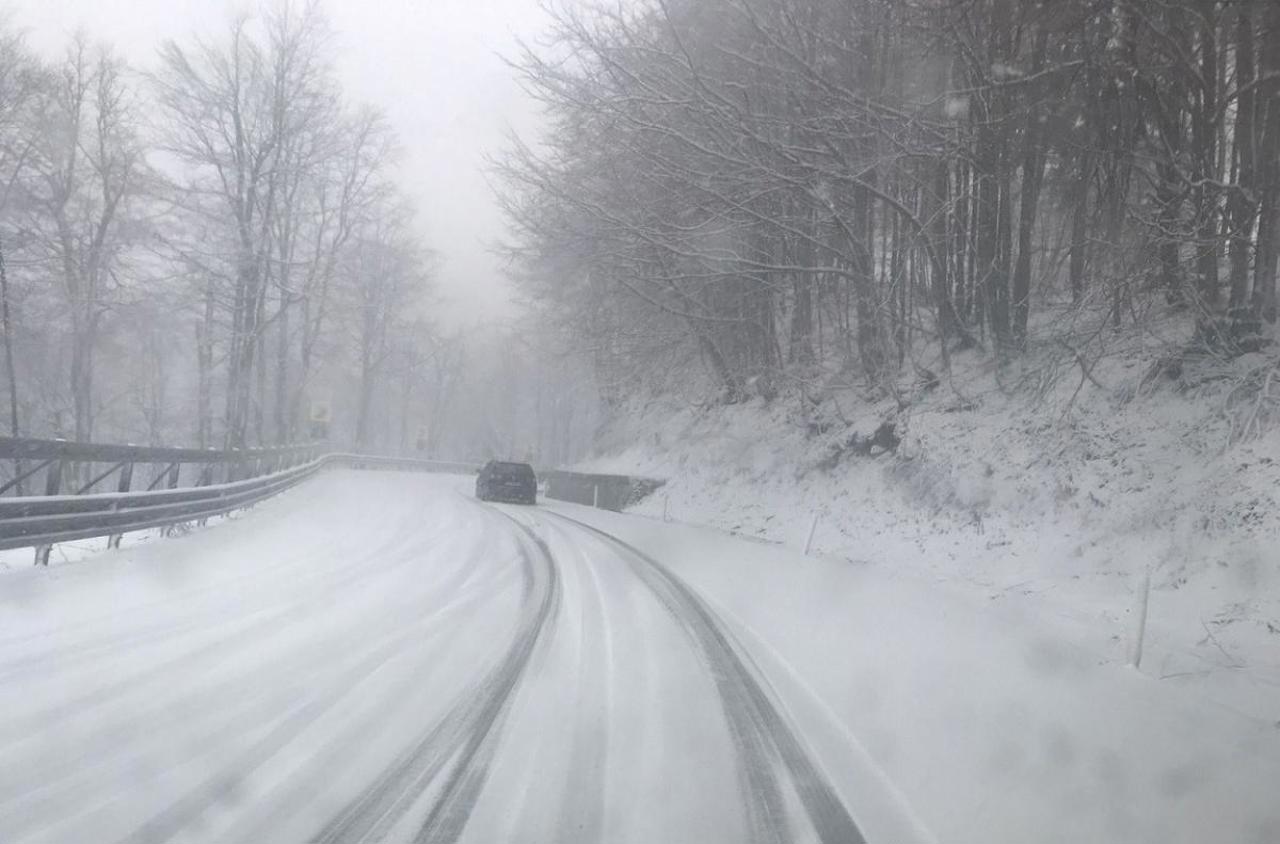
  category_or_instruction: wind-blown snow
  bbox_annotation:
[1,470,1277,843]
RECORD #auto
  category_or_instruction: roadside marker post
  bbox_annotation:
[803,513,819,555]
[1131,566,1152,669]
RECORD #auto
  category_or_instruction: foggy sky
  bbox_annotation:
[10,0,549,325]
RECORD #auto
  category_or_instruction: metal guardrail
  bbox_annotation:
[0,437,322,465]
[542,470,665,512]
[0,438,481,562]
[0,458,327,552]
[0,437,324,502]
[0,435,662,563]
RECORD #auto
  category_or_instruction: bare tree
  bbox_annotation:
[0,23,43,442]
[343,209,433,450]
[25,35,144,443]
[153,4,333,448]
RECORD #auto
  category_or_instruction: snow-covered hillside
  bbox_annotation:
[584,340,1280,724]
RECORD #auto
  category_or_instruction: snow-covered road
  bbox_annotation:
[1,471,1277,844]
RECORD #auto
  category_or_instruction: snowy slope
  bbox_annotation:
[553,499,1280,844]
[582,346,1280,724]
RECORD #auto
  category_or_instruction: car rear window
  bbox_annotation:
[490,462,534,477]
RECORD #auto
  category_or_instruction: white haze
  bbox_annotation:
[11,0,550,324]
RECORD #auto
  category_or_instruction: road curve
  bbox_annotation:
[0,472,869,844]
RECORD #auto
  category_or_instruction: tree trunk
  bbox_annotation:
[1068,149,1093,305]
[1012,27,1050,346]
[1192,0,1221,307]
[789,227,815,366]
[71,325,94,443]
[924,155,967,351]
[975,129,1008,343]
[224,254,252,449]
[273,295,291,443]
[356,356,375,449]
[694,327,740,401]
[1253,2,1280,322]
[850,183,884,379]
[197,277,215,449]
[0,239,20,440]
[1227,2,1257,313]
[975,0,1013,347]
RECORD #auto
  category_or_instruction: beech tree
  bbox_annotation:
[0,4,444,457]
[25,36,145,444]
[500,0,1280,405]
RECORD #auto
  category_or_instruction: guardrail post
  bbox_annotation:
[33,458,63,565]
[9,455,24,496]
[106,461,134,549]
[161,462,182,536]
[196,463,214,527]
[44,458,62,496]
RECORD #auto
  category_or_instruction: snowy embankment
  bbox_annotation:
[0,521,234,571]
[556,500,1280,844]
[583,344,1280,725]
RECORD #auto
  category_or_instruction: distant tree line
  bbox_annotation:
[500,0,1280,406]
[0,4,443,452]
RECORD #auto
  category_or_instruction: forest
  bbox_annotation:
[4,0,1279,466]
[501,0,1280,420]
[0,4,596,462]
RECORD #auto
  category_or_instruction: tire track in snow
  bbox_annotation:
[0,519,434,748]
[0,519,463,774]
[0,506,508,844]
[0,512,450,684]
[109,599,476,844]
[201,561,517,843]
[539,516,610,844]
[310,507,560,844]
[0,553,513,840]
[542,511,867,844]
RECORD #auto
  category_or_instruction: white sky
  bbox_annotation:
[8,0,551,325]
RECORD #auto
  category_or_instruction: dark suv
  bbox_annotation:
[475,460,537,504]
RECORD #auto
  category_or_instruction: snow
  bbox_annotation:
[0,473,526,842]
[0,527,174,569]
[582,341,1280,724]
[548,499,1280,844]
[1,465,1277,842]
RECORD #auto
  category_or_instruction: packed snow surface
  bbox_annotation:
[0,470,1277,843]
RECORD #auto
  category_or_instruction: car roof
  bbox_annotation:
[485,460,534,471]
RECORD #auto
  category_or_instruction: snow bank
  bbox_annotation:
[547,498,1280,844]
[582,343,1280,723]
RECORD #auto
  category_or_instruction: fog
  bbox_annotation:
[1,1,1279,841]
[0,0,589,461]
[14,0,548,323]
